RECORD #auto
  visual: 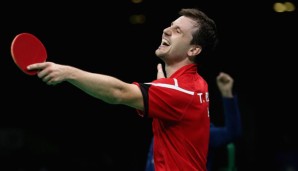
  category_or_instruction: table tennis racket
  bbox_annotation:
[11,32,47,75]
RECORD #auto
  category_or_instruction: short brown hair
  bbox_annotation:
[179,8,218,59]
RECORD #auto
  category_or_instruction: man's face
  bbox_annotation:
[155,16,198,63]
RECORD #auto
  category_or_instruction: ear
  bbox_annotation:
[187,45,202,57]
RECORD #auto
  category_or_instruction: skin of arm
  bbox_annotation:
[27,62,144,110]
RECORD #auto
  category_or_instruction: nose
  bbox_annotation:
[163,27,171,36]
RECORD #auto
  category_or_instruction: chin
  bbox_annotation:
[155,49,164,57]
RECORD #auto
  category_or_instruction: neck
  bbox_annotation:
[165,61,194,77]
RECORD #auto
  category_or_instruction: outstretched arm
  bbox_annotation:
[27,62,144,110]
[209,72,242,148]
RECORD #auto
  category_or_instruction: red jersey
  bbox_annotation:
[134,64,210,171]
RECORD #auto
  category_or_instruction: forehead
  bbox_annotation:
[173,16,198,31]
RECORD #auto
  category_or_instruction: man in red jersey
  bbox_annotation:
[28,8,218,171]
[145,72,242,171]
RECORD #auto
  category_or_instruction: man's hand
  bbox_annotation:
[157,63,165,79]
[216,72,234,98]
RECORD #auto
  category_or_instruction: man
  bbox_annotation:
[28,8,218,171]
[145,72,242,171]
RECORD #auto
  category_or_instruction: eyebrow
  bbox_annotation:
[171,22,182,30]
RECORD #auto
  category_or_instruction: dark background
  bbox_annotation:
[0,0,297,171]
